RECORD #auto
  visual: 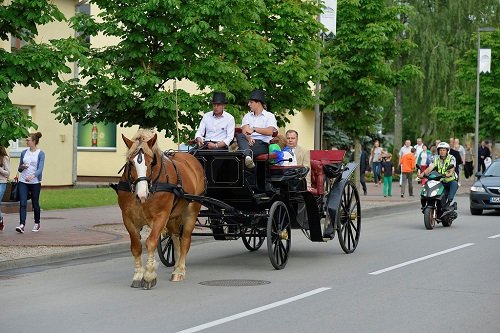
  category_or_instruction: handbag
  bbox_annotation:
[9,180,19,201]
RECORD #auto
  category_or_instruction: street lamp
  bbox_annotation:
[474,27,495,173]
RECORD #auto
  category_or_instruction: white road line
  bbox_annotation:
[176,287,331,333]
[369,243,475,275]
[488,234,500,239]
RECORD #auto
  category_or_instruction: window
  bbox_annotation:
[10,35,27,51]
[9,106,33,156]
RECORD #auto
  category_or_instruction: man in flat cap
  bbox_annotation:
[195,92,235,150]
[236,89,278,168]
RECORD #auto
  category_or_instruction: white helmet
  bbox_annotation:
[437,142,450,152]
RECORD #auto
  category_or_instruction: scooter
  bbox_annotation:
[418,168,458,230]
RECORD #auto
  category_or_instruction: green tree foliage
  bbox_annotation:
[450,30,499,140]
[53,0,323,141]
[0,0,71,146]
[392,0,499,142]
[321,0,419,144]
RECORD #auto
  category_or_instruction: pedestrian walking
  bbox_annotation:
[0,145,10,231]
[400,147,416,197]
[381,153,394,197]
[369,140,383,186]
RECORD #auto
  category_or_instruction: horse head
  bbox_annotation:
[122,131,159,203]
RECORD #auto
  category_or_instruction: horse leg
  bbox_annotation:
[142,219,164,290]
[171,202,201,282]
[167,217,184,281]
[124,222,144,288]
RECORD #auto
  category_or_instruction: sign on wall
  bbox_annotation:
[77,122,116,151]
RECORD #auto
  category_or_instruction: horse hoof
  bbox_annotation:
[131,280,142,288]
[141,278,157,290]
[170,273,185,282]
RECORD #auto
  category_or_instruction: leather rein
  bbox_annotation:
[116,149,185,198]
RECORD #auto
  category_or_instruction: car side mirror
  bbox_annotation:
[475,171,483,178]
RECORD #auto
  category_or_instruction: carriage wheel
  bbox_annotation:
[157,233,175,267]
[336,181,361,254]
[267,201,291,270]
[242,227,265,251]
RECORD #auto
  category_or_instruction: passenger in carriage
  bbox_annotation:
[194,92,235,150]
[285,130,311,188]
[236,89,278,169]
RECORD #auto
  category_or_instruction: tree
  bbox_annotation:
[450,30,499,141]
[52,0,323,142]
[0,0,72,146]
[321,0,419,145]
[388,0,499,142]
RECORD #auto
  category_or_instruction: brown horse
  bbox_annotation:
[117,129,205,289]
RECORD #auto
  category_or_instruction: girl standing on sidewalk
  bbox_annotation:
[0,145,10,231]
[15,132,45,233]
[381,153,394,197]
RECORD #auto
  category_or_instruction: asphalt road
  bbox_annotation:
[1,196,499,333]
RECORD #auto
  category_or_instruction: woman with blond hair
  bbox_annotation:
[0,145,10,231]
[16,132,45,233]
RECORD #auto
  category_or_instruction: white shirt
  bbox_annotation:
[241,110,278,143]
[399,145,412,159]
[195,111,235,147]
[414,143,424,157]
[20,149,41,184]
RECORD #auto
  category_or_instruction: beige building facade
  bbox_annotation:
[3,1,315,186]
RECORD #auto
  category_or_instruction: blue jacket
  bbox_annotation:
[18,149,45,182]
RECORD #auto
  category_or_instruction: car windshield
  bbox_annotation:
[484,162,500,177]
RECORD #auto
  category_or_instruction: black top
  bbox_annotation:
[381,161,393,177]
[351,150,369,173]
[478,145,491,161]
[449,149,463,165]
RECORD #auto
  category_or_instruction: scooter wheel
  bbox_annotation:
[423,207,435,230]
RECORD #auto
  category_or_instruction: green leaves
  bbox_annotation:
[52,0,323,142]
[322,0,416,141]
[0,0,71,146]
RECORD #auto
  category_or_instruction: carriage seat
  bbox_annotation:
[309,150,346,196]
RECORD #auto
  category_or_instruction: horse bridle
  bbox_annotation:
[124,148,161,193]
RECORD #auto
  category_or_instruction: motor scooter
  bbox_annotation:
[419,168,457,230]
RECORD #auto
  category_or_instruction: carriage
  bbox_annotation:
[156,147,361,270]
[116,130,361,289]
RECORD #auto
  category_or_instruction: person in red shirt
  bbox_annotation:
[400,147,416,197]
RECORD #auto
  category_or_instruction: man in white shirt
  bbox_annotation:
[236,89,278,168]
[194,92,235,150]
[414,137,424,157]
[398,139,412,186]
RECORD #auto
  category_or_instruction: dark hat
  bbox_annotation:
[211,92,227,104]
[248,89,265,104]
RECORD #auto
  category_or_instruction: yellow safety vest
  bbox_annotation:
[435,155,456,183]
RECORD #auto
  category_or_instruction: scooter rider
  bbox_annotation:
[418,142,458,209]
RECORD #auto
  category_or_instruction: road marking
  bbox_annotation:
[369,243,475,275]
[488,234,500,239]
[176,287,331,333]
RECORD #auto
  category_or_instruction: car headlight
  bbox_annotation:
[470,186,485,192]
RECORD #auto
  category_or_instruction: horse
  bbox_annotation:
[117,129,205,289]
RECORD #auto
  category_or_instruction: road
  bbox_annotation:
[1,197,499,333]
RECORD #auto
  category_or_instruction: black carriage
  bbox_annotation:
[157,149,361,270]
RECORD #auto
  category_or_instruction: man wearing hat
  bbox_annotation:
[237,89,278,168]
[195,92,235,150]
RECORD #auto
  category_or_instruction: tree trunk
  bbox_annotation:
[393,86,403,158]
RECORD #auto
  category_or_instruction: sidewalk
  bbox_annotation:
[0,177,474,271]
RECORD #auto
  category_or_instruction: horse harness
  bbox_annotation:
[116,149,185,198]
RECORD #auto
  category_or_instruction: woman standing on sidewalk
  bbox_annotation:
[0,145,10,231]
[15,132,45,233]
[369,140,384,186]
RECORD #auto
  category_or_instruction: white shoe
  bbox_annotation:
[16,224,25,233]
[32,223,40,232]
[245,156,255,169]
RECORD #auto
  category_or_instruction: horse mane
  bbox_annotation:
[126,128,161,159]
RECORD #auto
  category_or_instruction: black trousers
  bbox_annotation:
[235,133,269,158]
